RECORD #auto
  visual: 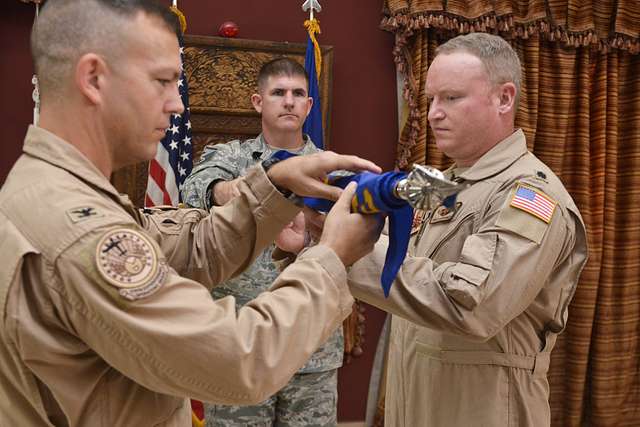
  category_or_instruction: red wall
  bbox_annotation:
[0,3,37,184]
[0,1,397,421]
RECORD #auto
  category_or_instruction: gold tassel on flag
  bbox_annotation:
[303,18,322,79]
[170,4,187,34]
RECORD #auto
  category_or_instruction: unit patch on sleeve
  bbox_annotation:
[509,184,557,223]
[95,229,166,300]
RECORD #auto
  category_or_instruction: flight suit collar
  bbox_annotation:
[454,129,528,182]
[23,125,125,202]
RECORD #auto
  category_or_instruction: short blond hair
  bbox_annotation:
[436,33,521,103]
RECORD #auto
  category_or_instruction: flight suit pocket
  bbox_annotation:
[146,209,204,236]
[443,233,497,310]
[147,214,183,235]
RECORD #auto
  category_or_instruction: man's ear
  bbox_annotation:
[497,82,517,115]
[75,53,107,105]
[251,93,263,114]
[304,96,313,118]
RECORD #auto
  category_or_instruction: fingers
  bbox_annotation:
[265,151,379,200]
[332,181,357,212]
[291,176,344,201]
[325,152,382,175]
[311,184,343,202]
[303,207,325,240]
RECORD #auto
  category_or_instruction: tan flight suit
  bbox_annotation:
[0,126,354,427]
[349,130,588,427]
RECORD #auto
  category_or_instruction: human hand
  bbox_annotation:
[275,212,306,254]
[266,151,381,201]
[212,178,242,206]
[303,207,325,242]
[320,182,383,266]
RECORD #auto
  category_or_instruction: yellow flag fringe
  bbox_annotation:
[170,5,187,34]
[304,18,322,78]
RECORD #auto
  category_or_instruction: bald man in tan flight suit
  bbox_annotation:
[343,34,588,426]
[0,1,384,426]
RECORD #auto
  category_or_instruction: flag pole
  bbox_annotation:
[301,0,324,149]
[31,3,40,126]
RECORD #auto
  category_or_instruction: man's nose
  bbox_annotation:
[283,91,295,106]
[167,83,185,115]
[427,100,444,122]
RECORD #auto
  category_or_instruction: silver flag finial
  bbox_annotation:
[395,164,469,212]
[302,0,321,13]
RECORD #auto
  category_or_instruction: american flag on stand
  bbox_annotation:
[145,37,193,207]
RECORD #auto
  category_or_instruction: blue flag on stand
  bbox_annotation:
[303,19,324,149]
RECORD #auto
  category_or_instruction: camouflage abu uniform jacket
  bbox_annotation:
[182,134,344,373]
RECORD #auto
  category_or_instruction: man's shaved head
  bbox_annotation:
[31,0,179,99]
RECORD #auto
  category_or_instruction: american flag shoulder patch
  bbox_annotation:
[509,183,557,223]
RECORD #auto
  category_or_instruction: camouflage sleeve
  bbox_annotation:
[181,141,242,209]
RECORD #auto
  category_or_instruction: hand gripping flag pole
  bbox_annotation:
[269,151,468,297]
[305,172,413,297]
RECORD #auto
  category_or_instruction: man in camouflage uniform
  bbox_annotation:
[182,58,342,426]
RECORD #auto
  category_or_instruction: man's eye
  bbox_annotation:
[273,90,284,96]
[158,79,171,87]
[294,90,307,97]
[446,95,459,101]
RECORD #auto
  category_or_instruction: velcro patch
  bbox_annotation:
[67,206,104,223]
[96,229,164,300]
[509,184,557,223]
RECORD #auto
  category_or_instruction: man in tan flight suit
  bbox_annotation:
[346,33,589,426]
[0,1,383,426]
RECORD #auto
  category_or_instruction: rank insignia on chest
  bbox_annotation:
[96,229,166,300]
[509,184,557,223]
[430,203,459,224]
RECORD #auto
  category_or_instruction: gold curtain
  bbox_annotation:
[379,1,640,426]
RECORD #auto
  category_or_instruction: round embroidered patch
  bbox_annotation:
[96,229,158,289]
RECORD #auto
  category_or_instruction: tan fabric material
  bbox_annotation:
[0,126,354,427]
[349,130,588,427]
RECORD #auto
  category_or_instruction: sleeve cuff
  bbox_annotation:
[297,244,353,316]
[243,164,301,224]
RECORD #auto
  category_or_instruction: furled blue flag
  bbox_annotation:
[269,152,412,296]
[145,32,194,207]
[304,172,413,297]
[303,19,323,149]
